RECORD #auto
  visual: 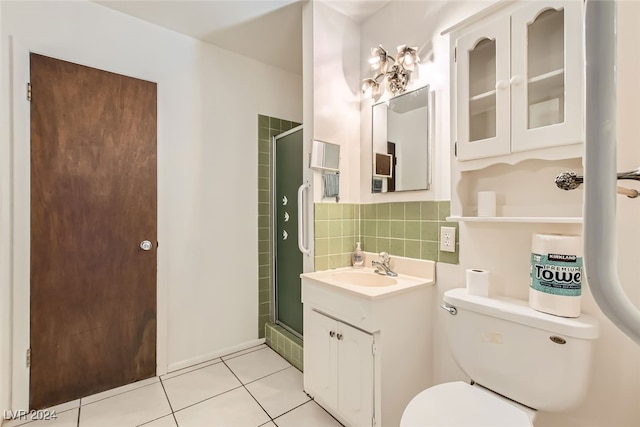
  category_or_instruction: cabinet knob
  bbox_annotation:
[336,333,343,340]
[495,80,508,90]
[329,331,335,338]
[510,75,523,86]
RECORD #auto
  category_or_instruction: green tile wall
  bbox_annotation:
[314,203,361,270]
[265,322,303,371]
[314,201,459,267]
[257,115,301,339]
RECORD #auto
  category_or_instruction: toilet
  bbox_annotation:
[401,288,599,426]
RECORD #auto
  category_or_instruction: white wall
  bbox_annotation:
[311,1,361,204]
[0,0,302,411]
[361,1,639,426]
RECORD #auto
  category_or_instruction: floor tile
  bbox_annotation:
[245,367,310,418]
[174,387,270,427]
[225,347,291,384]
[162,362,241,411]
[3,408,78,427]
[274,401,343,427]
[79,382,171,427]
[82,376,160,405]
[138,414,177,427]
[221,344,267,361]
[160,359,222,381]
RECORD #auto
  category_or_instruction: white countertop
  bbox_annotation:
[301,267,435,300]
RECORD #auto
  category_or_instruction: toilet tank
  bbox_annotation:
[442,288,599,412]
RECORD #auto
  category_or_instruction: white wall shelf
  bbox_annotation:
[447,216,582,224]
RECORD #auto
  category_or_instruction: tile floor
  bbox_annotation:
[4,345,343,427]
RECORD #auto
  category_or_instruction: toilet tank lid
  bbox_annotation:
[443,288,599,339]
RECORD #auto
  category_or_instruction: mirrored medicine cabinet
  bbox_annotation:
[371,85,431,193]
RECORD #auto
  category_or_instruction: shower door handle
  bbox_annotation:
[297,182,311,255]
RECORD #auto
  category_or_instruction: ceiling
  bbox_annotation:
[95,0,392,76]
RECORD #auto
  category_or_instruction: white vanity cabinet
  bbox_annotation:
[301,267,435,427]
[305,310,374,427]
[452,0,583,163]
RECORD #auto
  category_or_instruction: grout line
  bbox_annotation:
[161,343,268,383]
[270,399,313,422]
[158,377,179,427]
[136,414,173,427]
[221,344,267,361]
[171,384,245,415]
[242,365,293,387]
[80,381,159,407]
[76,400,81,427]
[221,359,274,423]
[313,400,345,426]
[160,359,222,382]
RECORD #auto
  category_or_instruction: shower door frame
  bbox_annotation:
[272,125,304,339]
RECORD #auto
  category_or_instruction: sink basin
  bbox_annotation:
[330,270,397,287]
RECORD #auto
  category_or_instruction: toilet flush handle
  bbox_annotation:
[440,303,457,315]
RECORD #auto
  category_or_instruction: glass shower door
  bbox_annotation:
[274,127,304,337]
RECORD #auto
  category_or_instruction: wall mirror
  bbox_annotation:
[371,85,431,193]
[310,139,340,172]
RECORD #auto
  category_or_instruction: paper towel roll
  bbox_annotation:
[477,191,496,217]
[529,233,583,317]
[466,269,489,297]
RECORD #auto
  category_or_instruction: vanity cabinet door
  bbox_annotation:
[305,309,375,427]
[337,322,374,427]
[510,0,583,152]
[305,310,338,410]
[456,15,511,161]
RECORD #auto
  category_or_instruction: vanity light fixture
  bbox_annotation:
[362,44,420,99]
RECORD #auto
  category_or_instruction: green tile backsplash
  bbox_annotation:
[314,201,459,267]
[314,203,361,270]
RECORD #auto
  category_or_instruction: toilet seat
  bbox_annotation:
[400,381,534,427]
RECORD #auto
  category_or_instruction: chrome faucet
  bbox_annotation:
[372,252,397,277]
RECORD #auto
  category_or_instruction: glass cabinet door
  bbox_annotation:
[456,16,511,160]
[469,38,497,142]
[511,0,583,152]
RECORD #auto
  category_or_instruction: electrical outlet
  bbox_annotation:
[440,226,456,252]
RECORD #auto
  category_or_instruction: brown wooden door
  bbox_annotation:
[29,53,157,410]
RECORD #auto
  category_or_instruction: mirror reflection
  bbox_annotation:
[372,85,430,193]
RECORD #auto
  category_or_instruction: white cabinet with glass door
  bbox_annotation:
[453,0,583,162]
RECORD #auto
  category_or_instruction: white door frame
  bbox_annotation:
[6,37,168,410]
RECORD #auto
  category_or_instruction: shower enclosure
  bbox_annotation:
[273,126,304,337]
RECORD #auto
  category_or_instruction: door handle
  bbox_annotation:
[297,182,311,255]
[140,240,152,251]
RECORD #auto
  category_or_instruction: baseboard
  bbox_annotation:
[167,338,265,373]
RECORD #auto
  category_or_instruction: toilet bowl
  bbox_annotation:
[401,381,535,426]
[400,288,599,426]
